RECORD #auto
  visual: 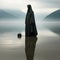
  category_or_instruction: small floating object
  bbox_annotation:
[17,33,22,39]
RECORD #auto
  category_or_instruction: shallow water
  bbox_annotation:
[0,30,60,60]
[0,19,60,60]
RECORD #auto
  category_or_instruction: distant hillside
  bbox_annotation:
[0,10,25,19]
[45,9,60,21]
[44,9,60,34]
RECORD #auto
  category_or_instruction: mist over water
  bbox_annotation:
[0,18,60,60]
[0,0,60,59]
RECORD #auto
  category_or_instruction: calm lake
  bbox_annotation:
[0,19,60,60]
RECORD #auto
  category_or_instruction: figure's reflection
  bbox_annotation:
[25,37,37,60]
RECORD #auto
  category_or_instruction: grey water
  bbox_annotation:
[0,19,60,60]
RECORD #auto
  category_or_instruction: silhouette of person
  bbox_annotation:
[25,5,38,37]
[25,37,37,60]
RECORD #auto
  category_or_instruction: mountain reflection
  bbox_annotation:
[25,37,37,60]
[43,22,60,34]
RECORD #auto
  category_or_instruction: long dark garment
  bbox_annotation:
[25,7,38,36]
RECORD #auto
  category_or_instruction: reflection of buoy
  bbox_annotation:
[17,33,22,39]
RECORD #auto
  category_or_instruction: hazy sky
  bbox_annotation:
[0,0,60,13]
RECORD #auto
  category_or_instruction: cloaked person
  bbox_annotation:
[25,5,38,37]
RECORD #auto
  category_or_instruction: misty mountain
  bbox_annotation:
[44,9,60,34]
[0,10,25,19]
[45,9,60,21]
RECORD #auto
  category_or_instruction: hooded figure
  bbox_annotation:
[25,5,38,36]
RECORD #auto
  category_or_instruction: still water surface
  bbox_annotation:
[0,20,60,60]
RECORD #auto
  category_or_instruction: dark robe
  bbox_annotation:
[25,8,38,36]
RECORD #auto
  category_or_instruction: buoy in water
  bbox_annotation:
[17,33,22,39]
